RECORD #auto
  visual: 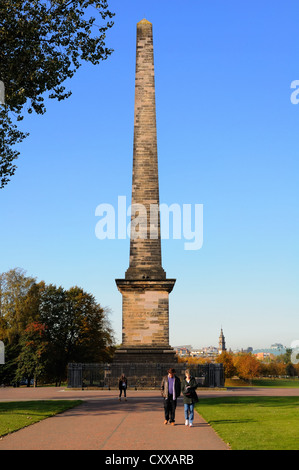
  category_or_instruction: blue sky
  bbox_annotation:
[1,0,298,350]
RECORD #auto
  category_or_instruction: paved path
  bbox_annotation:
[0,387,298,450]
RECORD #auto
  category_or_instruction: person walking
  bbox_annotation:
[182,369,198,427]
[118,373,127,401]
[161,368,181,425]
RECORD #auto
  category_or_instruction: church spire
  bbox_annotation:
[218,327,226,354]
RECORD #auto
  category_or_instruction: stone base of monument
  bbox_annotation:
[113,345,177,364]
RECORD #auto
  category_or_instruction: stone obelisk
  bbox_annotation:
[115,19,176,363]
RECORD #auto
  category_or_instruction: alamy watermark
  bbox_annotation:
[95,196,203,251]
[291,340,299,365]
[290,80,299,104]
[0,81,5,105]
[0,341,4,365]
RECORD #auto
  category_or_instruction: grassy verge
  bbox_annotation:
[195,396,299,450]
[225,377,299,388]
[0,400,82,438]
[251,378,299,388]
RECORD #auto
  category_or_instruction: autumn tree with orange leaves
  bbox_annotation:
[216,351,236,378]
[233,353,261,383]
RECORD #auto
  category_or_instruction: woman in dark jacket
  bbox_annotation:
[182,369,198,427]
[118,374,127,401]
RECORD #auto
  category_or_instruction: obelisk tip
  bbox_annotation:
[137,18,152,25]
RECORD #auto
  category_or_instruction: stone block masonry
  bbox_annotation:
[126,19,165,281]
[116,280,175,347]
[114,19,176,364]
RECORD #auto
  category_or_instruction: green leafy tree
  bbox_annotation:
[65,286,115,363]
[0,0,114,188]
[16,321,48,386]
[0,342,20,385]
[0,269,39,385]
[39,283,71,385]
[39,284,115,385]
[283,349,293,364]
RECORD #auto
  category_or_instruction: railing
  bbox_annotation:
[67,362,224,389]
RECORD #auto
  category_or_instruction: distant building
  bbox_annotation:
[218,328,226,354]
[236,347,253,354]
[203,346,218,357]
[252,346,286,359]
[175,347,191,357]
[255,352,273,361]
[270,343,285,350]
[188,346,219,358]
[190,349,205,357]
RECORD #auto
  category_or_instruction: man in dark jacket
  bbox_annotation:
[161,368,181,425]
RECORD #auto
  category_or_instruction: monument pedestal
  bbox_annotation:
[113,346,177,364]
[115,279,176,364]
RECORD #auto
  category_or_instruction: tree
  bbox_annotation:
[0,268,36,343]
[285,362,297,377]
[39,284,115,384]
[259,361,279,377]
[0,0,115,188]
[283,349,293,364]
[66,287,115,363]
[177,356,212,365]
[16,321,48,386]
[234,353,261,383]
[0,270,116,385]
[0,268,37,384]
[216,351,236,379]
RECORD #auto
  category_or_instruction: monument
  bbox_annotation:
[67,20,226,388]
[114,19,177,363]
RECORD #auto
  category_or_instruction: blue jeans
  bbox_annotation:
[184,403,194,424]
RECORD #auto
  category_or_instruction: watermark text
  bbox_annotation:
[95,196,203,251]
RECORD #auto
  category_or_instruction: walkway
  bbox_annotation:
[0,387,298,450]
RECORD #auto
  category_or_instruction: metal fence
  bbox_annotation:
[67,362,224,389]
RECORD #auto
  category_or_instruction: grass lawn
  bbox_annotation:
[0,400,82,438]
[225,377,299,388]
[251,378,299,388]
[195,396,299,450]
